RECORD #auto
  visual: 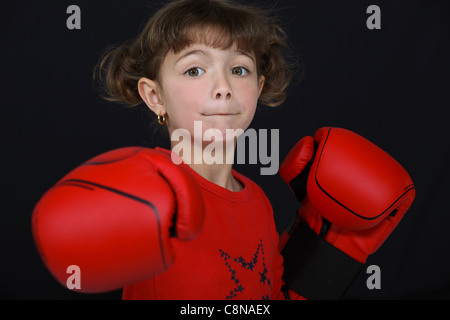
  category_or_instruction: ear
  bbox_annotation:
[258,75,265,97]
[138,77,165,115]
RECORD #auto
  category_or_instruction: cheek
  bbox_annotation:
[161,80,206,135]
[237,82,260,112]
[164,81,203,116]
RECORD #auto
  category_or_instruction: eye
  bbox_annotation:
[185,67,204,77]
[230,66,249,76]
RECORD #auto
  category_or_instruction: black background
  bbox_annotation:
[2,0,449,300]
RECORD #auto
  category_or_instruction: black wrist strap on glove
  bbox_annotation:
[281,217,364,300]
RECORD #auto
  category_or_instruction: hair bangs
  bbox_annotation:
[158,0,266,56]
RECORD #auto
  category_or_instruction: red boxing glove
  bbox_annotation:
[279,127,415,299]
[32,147,205,293]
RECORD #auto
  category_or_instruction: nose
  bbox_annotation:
[213,72,232,101]
[215,91,232,101]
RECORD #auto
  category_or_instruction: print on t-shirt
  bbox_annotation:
[219,238,271,300]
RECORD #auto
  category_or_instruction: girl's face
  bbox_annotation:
[144,42,265,144]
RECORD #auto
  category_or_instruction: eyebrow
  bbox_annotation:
[175,48,255,64]
[234,50,255,63]
[175,49,206,64]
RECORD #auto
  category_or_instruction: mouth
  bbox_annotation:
[201,113,239,116]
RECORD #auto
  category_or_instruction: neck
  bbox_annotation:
[171,138,243,192]
[188,162,242,191]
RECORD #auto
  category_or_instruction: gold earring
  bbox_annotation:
[157,112,166,125]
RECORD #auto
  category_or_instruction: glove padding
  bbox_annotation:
[32,147,205,293]
[279,127,415,298]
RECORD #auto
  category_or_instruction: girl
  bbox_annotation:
[96,0,294,299]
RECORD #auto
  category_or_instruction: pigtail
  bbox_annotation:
[94,39,146,107]
[258,24,295,107]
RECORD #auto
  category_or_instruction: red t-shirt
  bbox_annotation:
[122,148,285,300]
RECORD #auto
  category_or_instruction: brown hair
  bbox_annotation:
[95,0,294,114]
